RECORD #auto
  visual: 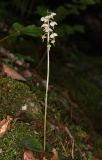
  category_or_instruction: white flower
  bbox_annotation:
[40,12,58,43]
[51,12,56,16]
[40,17,45,22]
[41,16,51,22]
[50,13,56,18]
[51,39,55,44]
[45,15,51,20]
[50,33,58,38]
[21,104,27,111]
[44,27,52,33]
[41,24,50,32]
[50,21,57,27]
[41,24,49,28]
[42,35,46,41]
[40,13,56,23]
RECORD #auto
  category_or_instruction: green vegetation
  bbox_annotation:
[0,77,42,119]
[0,123,33,160]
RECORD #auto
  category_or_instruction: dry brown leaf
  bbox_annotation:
[0,115,12,138]
[51,148,58,160]
[2,63,26,81]
[23,149,36,160]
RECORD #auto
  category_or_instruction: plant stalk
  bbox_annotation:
[44,28,50,152]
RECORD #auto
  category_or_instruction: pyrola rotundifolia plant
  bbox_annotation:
[40,12,58,151]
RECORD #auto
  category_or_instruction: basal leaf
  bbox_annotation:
[22,136,43,152]
[9,23,42,38]
[22,25,43,37]
[11,22,24,32]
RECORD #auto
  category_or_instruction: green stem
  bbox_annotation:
[44,29,50,152]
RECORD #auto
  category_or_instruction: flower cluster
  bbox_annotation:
[40,12,58,44]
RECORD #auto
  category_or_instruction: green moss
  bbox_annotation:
[0,76,42,119]
[0,76,43,159]
[0,122,34,160]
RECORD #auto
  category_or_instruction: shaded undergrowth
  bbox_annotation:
[0,52,102,159]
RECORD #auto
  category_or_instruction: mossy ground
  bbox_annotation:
[0,52,102,159]
[0,77,43,160]
[0,123,33,160]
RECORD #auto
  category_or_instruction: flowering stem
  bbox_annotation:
[40,12,57,152]
[44,24,50,152]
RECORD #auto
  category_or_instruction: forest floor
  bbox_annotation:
[0,45,102,160]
